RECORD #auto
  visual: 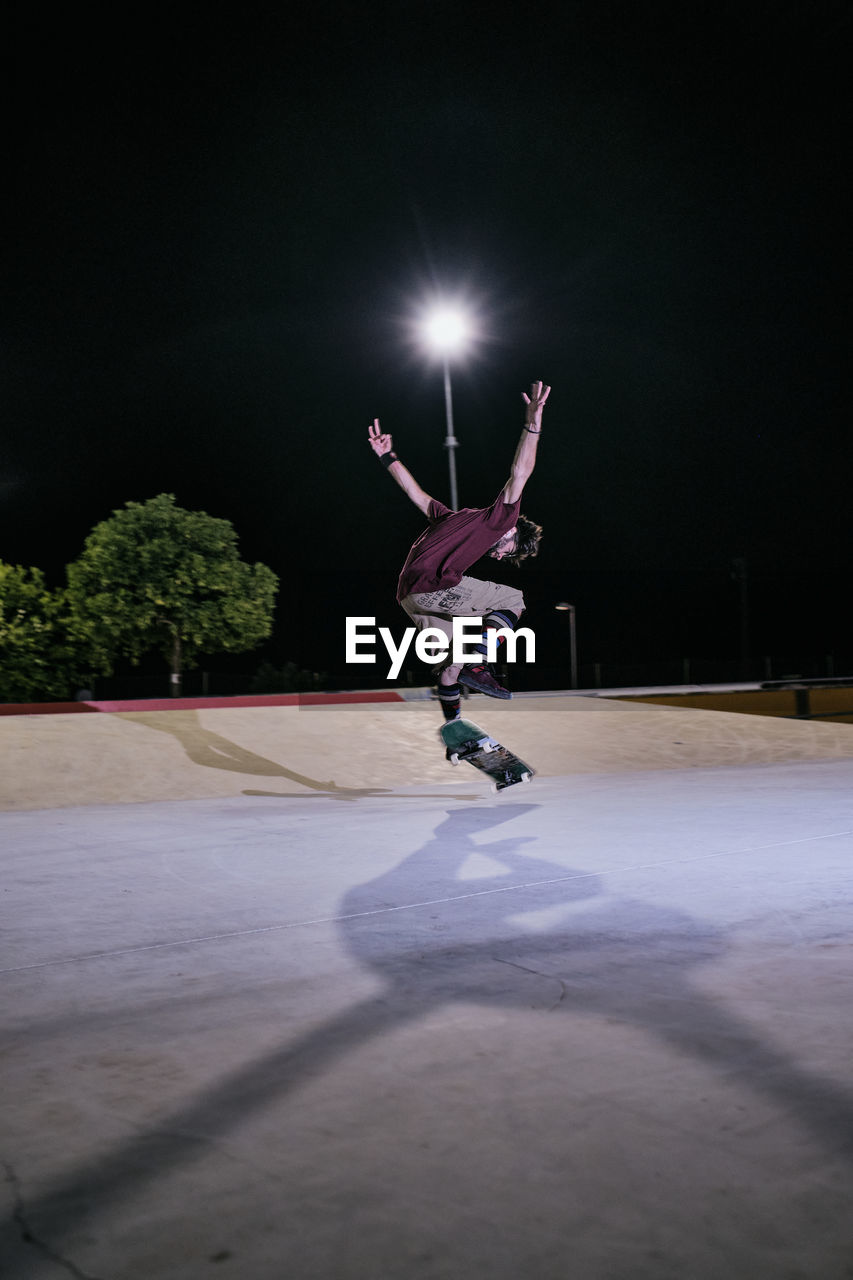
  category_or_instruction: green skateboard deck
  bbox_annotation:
[440,718,534,791]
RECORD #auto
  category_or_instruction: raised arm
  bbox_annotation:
[368,418,434,516]
[500,380,551,505]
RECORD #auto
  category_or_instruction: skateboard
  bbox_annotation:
[440,718,535,791]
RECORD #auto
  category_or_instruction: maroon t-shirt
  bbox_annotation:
[396,492,521,601]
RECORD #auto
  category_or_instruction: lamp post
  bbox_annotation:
[555,602,577,689]
[420,304,474,511]
[440,355,459,512]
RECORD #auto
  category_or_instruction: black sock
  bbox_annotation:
[472,610,518,661]
[437,682,461,721]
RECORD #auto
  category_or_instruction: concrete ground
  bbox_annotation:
[2,694,852,1278]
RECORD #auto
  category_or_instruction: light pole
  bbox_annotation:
[419,303,474,511]
[440,355,459,512]
[555,602,578,689]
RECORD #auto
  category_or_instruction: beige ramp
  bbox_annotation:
[2,695,853,812]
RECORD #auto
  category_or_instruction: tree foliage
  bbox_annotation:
[66,494,279,686]
[0,562,85,701]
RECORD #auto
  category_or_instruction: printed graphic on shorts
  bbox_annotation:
[416,587,468,613]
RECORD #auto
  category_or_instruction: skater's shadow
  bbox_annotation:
[10,803,853,1272]
[118,710,342,790]
[118,710,471,801]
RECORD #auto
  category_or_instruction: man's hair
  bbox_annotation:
[505,515,543,567]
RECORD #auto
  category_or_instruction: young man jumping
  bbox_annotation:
[368,380,550,721]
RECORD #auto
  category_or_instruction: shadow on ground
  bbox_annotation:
[119,710,478,801]
[7,803,853,1273]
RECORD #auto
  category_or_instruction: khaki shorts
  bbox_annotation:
[399,575,525,662]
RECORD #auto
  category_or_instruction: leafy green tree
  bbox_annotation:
[66,494,279,695]
[0,562,87,701]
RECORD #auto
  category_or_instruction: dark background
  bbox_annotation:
[5,1,850,691]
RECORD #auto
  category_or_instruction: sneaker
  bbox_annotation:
[458,663,511,699]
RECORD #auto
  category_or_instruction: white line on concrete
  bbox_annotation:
[3,826,850,977]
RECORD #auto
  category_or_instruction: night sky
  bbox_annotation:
[6,2,851,687]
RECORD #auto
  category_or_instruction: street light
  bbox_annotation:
[555,602,578,689]
[418,302,475,511]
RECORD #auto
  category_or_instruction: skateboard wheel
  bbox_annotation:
[521,771,531,783]
[482,741,496,754]
[449,752,461,766]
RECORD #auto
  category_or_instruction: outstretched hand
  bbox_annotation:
[368,418,394,456]
[522,381,551,430]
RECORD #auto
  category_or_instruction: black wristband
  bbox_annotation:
[380,451,399,469]
[523,425,541,434]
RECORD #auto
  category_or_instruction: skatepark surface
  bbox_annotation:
[2,692,852,1278]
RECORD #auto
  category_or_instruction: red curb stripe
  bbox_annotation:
[0,691,407,716]
[0,702,100,715]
